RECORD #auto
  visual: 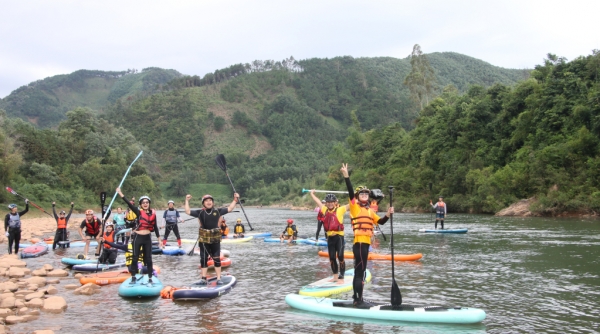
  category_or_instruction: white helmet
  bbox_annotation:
[105,221,114,227]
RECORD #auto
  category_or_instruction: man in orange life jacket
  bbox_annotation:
[340,163,394,307]
[430,196,447,229]
[79,209,102,259]
[52,201,74,250]
[99,221,118,264]
[310,190,349,282]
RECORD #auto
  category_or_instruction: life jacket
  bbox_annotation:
[125,243,144,266]
[57,217,67,229]
[323,208,344,232]
[103,230,115,249]
[126,210,137,221]
[221,226,229,237]
[234,224,244,234]
[8,214,21,229]
[436,202,445,215]
[137,209,156,232]
[317,210,325,222]
[164,209,178,224]
[85,217,101,235]
[286,225,297,236]
[350,205,375,237]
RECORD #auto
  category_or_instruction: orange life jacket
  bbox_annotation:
[221,226,229,237]
[351,205,375,237]
[103,230,115,249]
[57,217,67,229]
[137,209,156,232]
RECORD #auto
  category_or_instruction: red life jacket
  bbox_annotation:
[57,217,67,229]
[317,210,325,222]
[103,230,115,249]
[323,208,344,232]
[137,209,156,232]
[85,217,101,235]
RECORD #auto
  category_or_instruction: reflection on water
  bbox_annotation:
[7,209,600,333]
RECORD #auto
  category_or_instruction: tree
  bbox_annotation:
[404,44,438,111]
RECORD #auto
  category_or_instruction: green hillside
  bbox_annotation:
[0,68,182,127]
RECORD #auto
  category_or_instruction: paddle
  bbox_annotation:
[428,182,434,225]
[215,154,254,231]
[388,185,402,307]
[96,191,107,272]
[302,188,346,194]
[5,187,53,218]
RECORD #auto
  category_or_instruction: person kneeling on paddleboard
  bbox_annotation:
[220,218,229,238]
[185,192,239,285]
[117,187,163,285]
[310,190,349,282]
[99,221,118,264]
[340,163,393,308]
[233,218,245,238]
[280,219,298,243]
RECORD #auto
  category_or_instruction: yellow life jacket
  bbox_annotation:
[351,206,375,237]
[125,243,144,266]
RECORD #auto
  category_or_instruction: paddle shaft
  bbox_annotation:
[429,183,433,224]
[302,189,346,194]
[5,187,53,218]
[102,151,143,222]
[224,171,253,230]
[389,185,402,306]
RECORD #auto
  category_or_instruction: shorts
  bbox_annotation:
[85,233,98,239]
[436,213,445,219]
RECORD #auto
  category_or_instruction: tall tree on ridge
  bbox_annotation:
[404,44,437,111]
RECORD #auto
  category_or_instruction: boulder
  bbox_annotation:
[83,300,100,306]
[42,264,54,271]
[32,269,47,276]
[0,308,13,319]
[18,306,28,313]
[46,285,58,295]
[14,299,24,308]
[0,259,27,268]
[33,330,55,334]
[17,281,28,288]
[0,282,18,292]
[8,267,25,278]
[25,291,45,301]
[28,309,41,316]
[46,269,68,277]
[27,284,40,291]
[46,278,60,284]
[42,296,67,313]
[74,283,100,295]
[24,277,47,287]
[0,292,14,300]
[21,314,37,322]
[25,298,44,308]
[23,268,31,275]
[495,198,536,217]
[4,315,25,324]
[0,297,15,308]
[64,284,79,290]
[74,273,83,279]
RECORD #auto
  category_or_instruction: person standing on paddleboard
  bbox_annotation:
[113,207,126,243]
[310,190,349,282]
[185,192,239,285]
[4,200,28,255]
[430,196,446,229]
[117,187,163,284]
[162,200,183,248]
[340,163,393,307]
[52,201,73,250]
[78,209,102,259]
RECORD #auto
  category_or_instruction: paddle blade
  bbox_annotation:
[6,187,17,195]
[391,278,402,306]
[215,154,227,172]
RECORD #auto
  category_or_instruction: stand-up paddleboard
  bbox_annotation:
[299,238,327,246]
[72,262,127,272]
[198,257,232,269]
[80,266,160,285]
[20,243,48,258]
[221,236,253,244]
[118,275,163,298]
[299,269,371,297]
[161,246,185,256]
[285,294,486,324]
[19,240,98,249]
[224,232,271,239]
[171,275,237,301]
[317,251,423,261]
[61,257,97,266]
[419,228,468,234]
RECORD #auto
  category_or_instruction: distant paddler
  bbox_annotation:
[429,196,446,229]
[52,201,73,250]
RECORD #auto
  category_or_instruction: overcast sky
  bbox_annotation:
[1,0,598,98]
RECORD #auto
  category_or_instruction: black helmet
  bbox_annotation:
[325,194,337,202]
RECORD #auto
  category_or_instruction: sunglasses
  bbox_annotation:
[140,201,150,204]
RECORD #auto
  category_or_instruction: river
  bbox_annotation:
[7,208,599,333]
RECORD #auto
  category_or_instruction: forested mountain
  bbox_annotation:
[0,67,182,127]
[331,51,600,215]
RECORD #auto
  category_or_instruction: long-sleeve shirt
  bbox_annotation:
[52,204,73,225]
[120,196,160,238]
[431,202,447,214]
[4,204,28,231]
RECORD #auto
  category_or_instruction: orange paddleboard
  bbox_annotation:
[198,257,232,269]
[79,266,161,285]
[317,250,422,261]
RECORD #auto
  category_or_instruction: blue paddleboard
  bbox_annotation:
[118,275,163,298]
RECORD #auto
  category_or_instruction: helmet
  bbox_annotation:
[237,218,242,222]
[105,221,114,227]
[287,219,293,224]
[438,195,444,199]
[325,194,337,202]
[201,194,214,204]
[59,210,66,214]
[138,196,151,204]
[76,253,85,260]
[167,200,174,204]
[8,204,17,209]
[321,200,326,203]
[355,185,370,195]
[85,209,94,215]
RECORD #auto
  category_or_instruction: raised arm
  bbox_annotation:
[52,202,58,220]
[340,163,354,201]
[227,193,240,212]
[184,194,192,215]
[309,189,324,207]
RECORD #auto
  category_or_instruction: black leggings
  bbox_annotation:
[199,242,221,268]
[327,235,345,276]
[352,242,370,302]
[163,223,181,240]
[53,228,68,250]
[99,248,118,264]
[130,234,153,278]
[8,228,21,254]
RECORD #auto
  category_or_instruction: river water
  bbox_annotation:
[7,208,600,333]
